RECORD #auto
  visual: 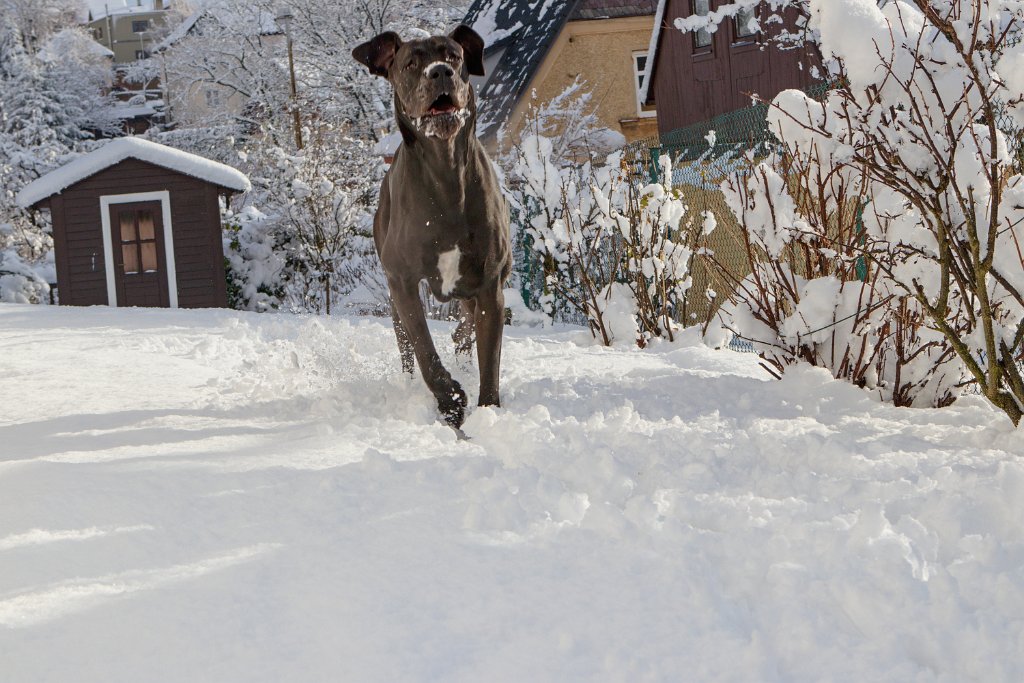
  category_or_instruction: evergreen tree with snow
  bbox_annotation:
[0,8,120,301]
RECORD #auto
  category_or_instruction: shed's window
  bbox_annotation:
[692,0,712,51]
[119,208,158,274]
[132,20,149,33]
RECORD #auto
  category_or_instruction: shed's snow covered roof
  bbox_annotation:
[17,137,251,208]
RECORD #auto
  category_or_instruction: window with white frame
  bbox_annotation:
[633,52,657,118]
[131,20,149,33]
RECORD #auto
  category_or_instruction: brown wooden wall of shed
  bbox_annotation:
[651,0,820,133]
[50,158,229,308]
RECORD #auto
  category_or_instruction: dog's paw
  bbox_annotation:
[438,381,468,429]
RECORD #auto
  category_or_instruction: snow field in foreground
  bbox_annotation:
[0,305,1022,682]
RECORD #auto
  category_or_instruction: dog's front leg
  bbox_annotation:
[474,283,505,407]
[390,279,468,427]
[389,297,415,375]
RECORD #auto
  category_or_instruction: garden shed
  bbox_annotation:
[16,137,250,308]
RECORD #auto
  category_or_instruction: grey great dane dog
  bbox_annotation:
[352,25,511,429]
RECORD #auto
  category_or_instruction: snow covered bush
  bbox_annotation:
[714,153,963,407]
[708,0,1024,421]
[770,0,1024,422]
[508,132,693,346]
[222,205,289,311]
[0,244,50,303]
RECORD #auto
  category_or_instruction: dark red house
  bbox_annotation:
[17,137,250,308]
[642,0,820,133]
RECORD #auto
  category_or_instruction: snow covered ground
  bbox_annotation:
[1,304,1022,682]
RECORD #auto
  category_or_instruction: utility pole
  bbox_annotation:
[275,7,303,150]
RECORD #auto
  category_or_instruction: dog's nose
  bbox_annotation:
[428,62,455,80]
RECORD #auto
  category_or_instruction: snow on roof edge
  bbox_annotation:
[16,137,251,209]
[153,10,204,53]
[639,0,668,104]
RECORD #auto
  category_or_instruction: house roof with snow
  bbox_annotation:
[572,0,658,19]
[88,4,165,20]
[38,29,115,61]
[464,0,657,139]
[463,0,580,139]
[153,8,281,53]
[16,137,251,208]
[151,10,206,52]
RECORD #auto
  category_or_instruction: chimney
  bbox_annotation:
[154,0,164,9]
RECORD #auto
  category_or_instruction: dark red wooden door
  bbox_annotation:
[109,201,170,307]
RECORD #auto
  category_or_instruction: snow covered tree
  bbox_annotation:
[162,0,466,140]
[0,0,81,52]
[0,6,122,302]
[225,120,386,314]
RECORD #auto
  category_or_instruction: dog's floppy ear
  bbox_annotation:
[352,31,402,78]
[449,24,485,77]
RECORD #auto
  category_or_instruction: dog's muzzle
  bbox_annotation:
[413,65,468,139]
[415,90,470,139]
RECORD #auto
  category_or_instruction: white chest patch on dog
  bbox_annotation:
[437,246,461,296]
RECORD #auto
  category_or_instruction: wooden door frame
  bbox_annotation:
[100,190,179,307]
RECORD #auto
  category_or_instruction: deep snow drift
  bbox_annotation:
[1,305,1022,682]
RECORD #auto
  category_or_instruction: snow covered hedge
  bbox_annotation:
[508,135,693,347]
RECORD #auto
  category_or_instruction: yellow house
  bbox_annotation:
[464,0,658,151]
[86,0,172,64]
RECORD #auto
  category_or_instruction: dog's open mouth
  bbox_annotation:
[427,93,459,116]
[414,93,470,138]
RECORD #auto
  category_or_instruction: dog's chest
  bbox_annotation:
[436,245,462,296]
[424,232,485,300]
